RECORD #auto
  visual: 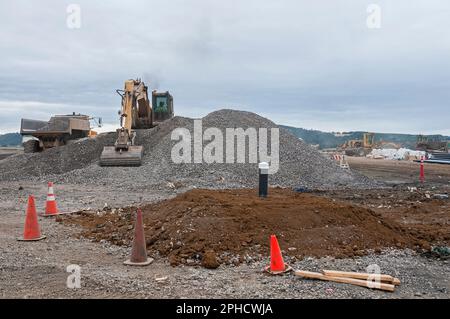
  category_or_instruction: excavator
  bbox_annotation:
[99,79,173,166]
[339,133,375,157]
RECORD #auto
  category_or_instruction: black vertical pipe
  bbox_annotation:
[259,162,269,197]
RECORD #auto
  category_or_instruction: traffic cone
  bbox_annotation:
[17,195,46,241]
[39,182,73,217]
[420,156,425,183]
[41,182,72,216]
[44,182,58,216]
[265,235,292,275]
[124,209,153,266]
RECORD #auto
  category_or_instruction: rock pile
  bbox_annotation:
[0,109,376,189]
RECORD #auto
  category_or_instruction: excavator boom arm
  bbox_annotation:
[99,78,173,167]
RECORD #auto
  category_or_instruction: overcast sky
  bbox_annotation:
[0,0,449,135]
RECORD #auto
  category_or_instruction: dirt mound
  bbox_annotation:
[60,188,428,267]
[0,109,375,189]
[319,185,450,246]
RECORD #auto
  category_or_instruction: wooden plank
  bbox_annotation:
[322,270,401,286]
[392,278,401,286]
[294,270,395,292]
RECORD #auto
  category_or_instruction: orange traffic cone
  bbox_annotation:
[44,182,59,216]
[17,195,46,241]
[265,235,292,275]
[124,209,153,266]
[41,182,72,216]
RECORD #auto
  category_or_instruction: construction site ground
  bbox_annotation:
[346,156,450,186]
[1,157,449,299]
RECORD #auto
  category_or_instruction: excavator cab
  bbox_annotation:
[152,91,174,123]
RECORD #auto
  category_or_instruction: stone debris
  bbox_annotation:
[0,109,377,190]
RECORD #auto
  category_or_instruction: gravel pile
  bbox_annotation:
[0,132,116,178]
[0,109,376,189]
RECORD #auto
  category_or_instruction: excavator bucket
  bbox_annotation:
[99,146,144,166]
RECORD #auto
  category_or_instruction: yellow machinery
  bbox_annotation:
[99,79,173,166]
[339,132,375,156]
[363,132,374,148]
[339,132,405,156]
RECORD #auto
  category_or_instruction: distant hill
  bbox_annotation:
[280,125,450,149]
[0,133,22,146]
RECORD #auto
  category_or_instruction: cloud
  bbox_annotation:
[0,0,449,135]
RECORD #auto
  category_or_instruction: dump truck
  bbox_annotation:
[99,79,174,166]
[20,113,100,153]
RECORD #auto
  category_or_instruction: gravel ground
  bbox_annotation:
[0,114,446,299]
[0,181,449,299]
[0,110,376,190]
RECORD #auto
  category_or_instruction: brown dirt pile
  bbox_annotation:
[60,188,434,267]
[317,187,450,246]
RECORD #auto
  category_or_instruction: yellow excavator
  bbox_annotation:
[339,133,375,156]
[99,79,173,166]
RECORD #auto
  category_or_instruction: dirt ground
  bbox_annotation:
[0,158,449,299]
[59,188,439,268]
[346,156,450,185]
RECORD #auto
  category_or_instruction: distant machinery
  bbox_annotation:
[338,132,402,157]
[416,135,448,153]
[339,132,375,157]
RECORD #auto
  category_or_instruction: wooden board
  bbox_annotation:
[322,270,401,286]
[294,270,395,292]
